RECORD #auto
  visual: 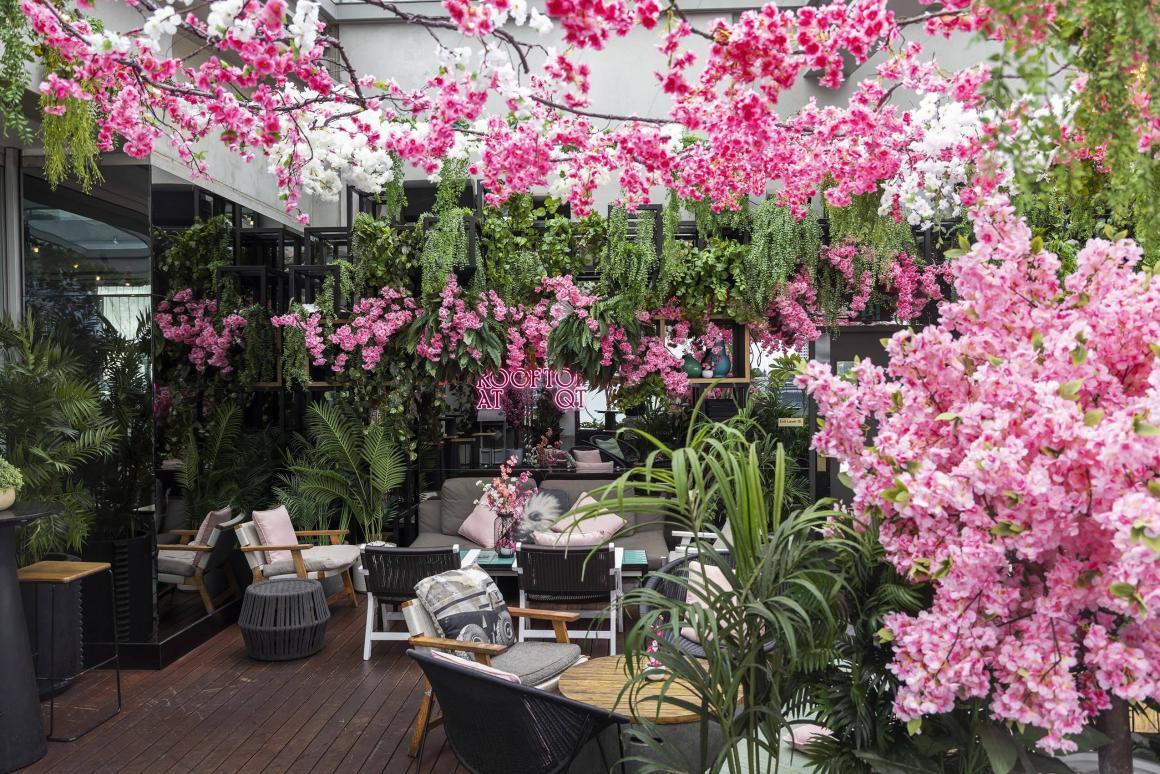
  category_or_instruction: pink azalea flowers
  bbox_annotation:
[156,289,246,373]
[802,193,1160,751]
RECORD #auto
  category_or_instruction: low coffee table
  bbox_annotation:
[239,579,331,660]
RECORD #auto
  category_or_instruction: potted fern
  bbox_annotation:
[289,404,407,592]
[0,457,22,511]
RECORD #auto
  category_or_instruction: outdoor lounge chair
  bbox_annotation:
[401,594,584,757]
[640,553,736,659]
[156,511,245,615]
[361,544,460,658]
[408,648,627,774]
[234,506,360,607]
[516,543,621,654]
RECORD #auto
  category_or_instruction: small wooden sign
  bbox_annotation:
[777,417,805,428]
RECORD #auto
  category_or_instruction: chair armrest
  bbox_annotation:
[239,544,309,553]
[157,544,211,552]
[508,607,580,623]
[409,635,508,666]
[671,530,716,541]
[508,608,579,643]
[169,529,198,545]
[295,529,349,546]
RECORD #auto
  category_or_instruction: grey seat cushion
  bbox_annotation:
[157,550,197,577]
[439,478,489,536]
[490,642,581,687]
[264,544,360,577]
[409,533,480,551]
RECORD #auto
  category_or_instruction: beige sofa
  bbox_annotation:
[410,477,670,569]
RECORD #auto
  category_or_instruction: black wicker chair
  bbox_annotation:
[361,544,459,659]
[408,648,628,774]
[640,554,737,658]
[573,433,639,470]
[516,544,620,653]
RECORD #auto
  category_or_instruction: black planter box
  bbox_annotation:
[83,532,157,651]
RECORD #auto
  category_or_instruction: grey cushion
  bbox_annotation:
[263,544,360,577]
[515,489,572,542]
[409,533,478,550]
[439,478,488,536]
[157,550,197,577]
[418,499,442,534]
[490,642,581,687]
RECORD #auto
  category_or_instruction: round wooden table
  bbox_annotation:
[558,655,710,725]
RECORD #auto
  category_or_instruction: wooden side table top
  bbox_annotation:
[17,561,111,584]
[558,655,717,725]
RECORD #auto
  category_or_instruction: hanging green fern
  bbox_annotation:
[41,98,103,193]
[826,191,919,277]
[238,305,277,389]
[741,199,822,314]
[687,196,751,241]
[0,0,32,142]
[601,206,658,311]
[157,215,233,295]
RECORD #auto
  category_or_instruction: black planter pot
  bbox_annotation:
[21,554,82,699]
[703,399,739,422]
[83,532,157,648]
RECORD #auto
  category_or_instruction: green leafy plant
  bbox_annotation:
[743,198,823,312]
[83,316,155,538]
[826,192,919,276]
[602,206,659,312]
[0,0,33,142]
[39,43,102,192]
[289,403,406,541]
[156,215,234,295]
[477,194,585,301]
[577,410,852,773]
[420,160,474,296]
[279,302,312,390]
[177,401,275,524]
[237,305,277,390]
[348,211,424,294]
[0,315,118,562]
[0,456,23,491]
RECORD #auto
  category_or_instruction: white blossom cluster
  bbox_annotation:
[879,94,980,229]
[267,88,403,199]
[288,0,320,53]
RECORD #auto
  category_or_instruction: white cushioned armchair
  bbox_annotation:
[234,505,361,607]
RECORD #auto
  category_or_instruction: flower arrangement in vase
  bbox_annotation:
[644,619,667,681]
[0,456,22,511]
[531,429,569,469]
[479,456,533,556]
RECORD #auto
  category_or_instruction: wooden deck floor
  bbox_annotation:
[25,601,475,774]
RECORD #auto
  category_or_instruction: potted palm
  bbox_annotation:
[0,457,22,510]
[289,404,406,592]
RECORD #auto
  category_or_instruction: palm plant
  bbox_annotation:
[177,401,275,523]
[0,315,118,561]
[289,403,406,541]
[575,408,854,773]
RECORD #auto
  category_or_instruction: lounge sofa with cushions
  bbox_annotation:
[410,477,670,569]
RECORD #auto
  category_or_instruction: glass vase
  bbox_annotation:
[494,511,517,557]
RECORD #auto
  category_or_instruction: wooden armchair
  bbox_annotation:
[401,598,584,757]
[157,511,244,615]
[234,507,361,608]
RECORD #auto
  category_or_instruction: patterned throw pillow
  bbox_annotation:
[414,565,515,649]
[514,489,571,542]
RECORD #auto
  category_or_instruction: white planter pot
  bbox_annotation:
[0,488,15,510]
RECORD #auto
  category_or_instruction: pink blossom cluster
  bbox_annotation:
[156,289,247,373]
[801,192,1160,751]
[270,308,327,366]
[328,288,418,372]
[21,0,1015,220]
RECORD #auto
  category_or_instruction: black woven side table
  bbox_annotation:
[239,579,331,660]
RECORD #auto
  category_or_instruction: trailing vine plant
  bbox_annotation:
[826,191,919,278]
[0,0,32,142]
[420,159,472,296]
[40,45,103,192]
[237,305,277,390]
[156,215,233,295]
[601,205,658,313]
[742,198,822,312]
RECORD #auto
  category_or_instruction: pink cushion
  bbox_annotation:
[574,461,614,474]
[458,500,498,548]
[428,648,521,684]
[532,529,609,547]
[194,506,232,546]
[680,625,704,644]
[553,492,626,535]
[685,562,733,609]
[573,449,602,463]
[252,506,298,565]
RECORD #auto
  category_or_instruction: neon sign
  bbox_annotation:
[475,368,586,411]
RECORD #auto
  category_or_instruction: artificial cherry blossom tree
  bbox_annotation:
[802,190,1160,769]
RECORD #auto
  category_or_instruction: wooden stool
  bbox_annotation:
[17,561,122,741]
